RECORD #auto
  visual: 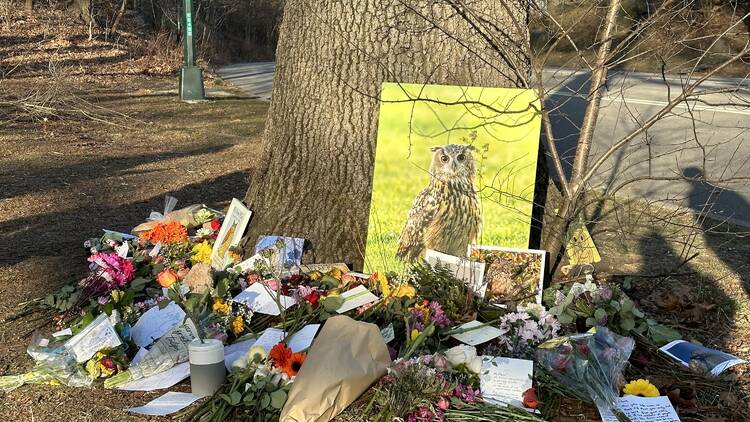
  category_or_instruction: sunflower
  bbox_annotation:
[282,352,306,377]
[623,379,660,397]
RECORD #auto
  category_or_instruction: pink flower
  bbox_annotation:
[437,398,449,410]
[87,252,135,289]
[265,279,280,291]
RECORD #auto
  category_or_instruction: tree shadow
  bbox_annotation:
[683,166,750,297]
[0,143,232,201]
[0,170,249,266]
[637,229,735,350]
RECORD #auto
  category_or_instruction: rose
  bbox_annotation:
[265,279,280,291]
[305,290,321,307]
[444,345,482,373]
[157,269,178,288]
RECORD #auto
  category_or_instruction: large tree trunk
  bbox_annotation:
[244,0,530,270]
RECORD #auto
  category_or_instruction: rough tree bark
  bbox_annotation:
[66,0,92,24]
[244,0,530,270]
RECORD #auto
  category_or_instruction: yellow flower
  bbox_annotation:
[410,328,421,342]
[393,283,416,299]
[308,271,322,281]
[231,316,245,335]
[246,345,267,363]
[374,272,390,297]
[212,297,230,315]
[327,267,344,280]
[191,240,213,264]
[623,379,660,397]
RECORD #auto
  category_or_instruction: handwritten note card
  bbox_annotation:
[336,285,379,314]
[130,301,186,348]
[598,396,680,422]
[233,283,296,316]
[480,356,533,406]
[451,320,503,346]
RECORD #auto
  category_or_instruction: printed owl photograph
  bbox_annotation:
[365,82,542,272]
[468,245,546,306]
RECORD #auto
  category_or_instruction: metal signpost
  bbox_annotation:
[179,0,205,101]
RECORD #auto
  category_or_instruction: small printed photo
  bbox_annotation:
[467,245,546,306]
[255,235,305,269]
[211,198,252,270]
[659,340,746,376]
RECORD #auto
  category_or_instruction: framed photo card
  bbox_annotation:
[211,198,252,270]
[467,244,546,306]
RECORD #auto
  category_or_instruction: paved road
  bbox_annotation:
[217,62,750,227]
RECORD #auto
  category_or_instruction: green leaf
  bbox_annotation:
[594,308,607,322]
[270,389,287,409]
[322,296,344,313]
[632,307,645,318]
[220,393,232,404]
[585,317,596,327]
[260,392,271,409]
[130,277,150,292]
[230,391,242,406]
[621,299,633,312]
[623,277,633,290]
[647,323,681,345]
[620,317,635,331]
[557,311,575,325]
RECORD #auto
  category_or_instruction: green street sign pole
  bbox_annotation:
[179,0,205,101]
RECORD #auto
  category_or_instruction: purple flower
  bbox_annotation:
[429,301,451,328]
[97,296,110,305]
[454,384,480,403]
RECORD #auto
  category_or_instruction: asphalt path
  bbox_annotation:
[218,62,750,227]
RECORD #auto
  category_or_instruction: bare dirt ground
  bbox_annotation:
[0,75,268,420]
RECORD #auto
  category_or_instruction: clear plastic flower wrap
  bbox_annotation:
[536,326,635,422]
[0,333,92,392]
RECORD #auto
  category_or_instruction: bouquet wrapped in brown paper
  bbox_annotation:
[280,316,392,421]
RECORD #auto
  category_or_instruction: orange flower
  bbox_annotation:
[282,352,306,377]
[140,221,188,245]
[156,268,178,288]
[269,342,292,367]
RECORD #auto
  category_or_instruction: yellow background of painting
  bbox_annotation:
[365,83,542,272]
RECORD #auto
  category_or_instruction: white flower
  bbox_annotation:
[467,356,483,374]
[518,303,544,319]
[232,357,247,370]
[253,366,270,382]
[445,345,478,368]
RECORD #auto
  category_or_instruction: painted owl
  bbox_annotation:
[396,144,482,262]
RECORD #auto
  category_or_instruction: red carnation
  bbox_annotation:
[210,219,221,231]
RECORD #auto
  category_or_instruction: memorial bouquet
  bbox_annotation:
[536,327,635,422]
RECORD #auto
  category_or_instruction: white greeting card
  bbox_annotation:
[451,320,503,346]
[480,356,533,407]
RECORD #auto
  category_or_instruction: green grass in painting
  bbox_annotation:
[365,83,542,273]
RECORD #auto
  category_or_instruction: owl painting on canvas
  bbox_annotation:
[396,144,482,262]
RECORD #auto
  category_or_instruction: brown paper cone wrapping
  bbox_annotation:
[280,316,391,421]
